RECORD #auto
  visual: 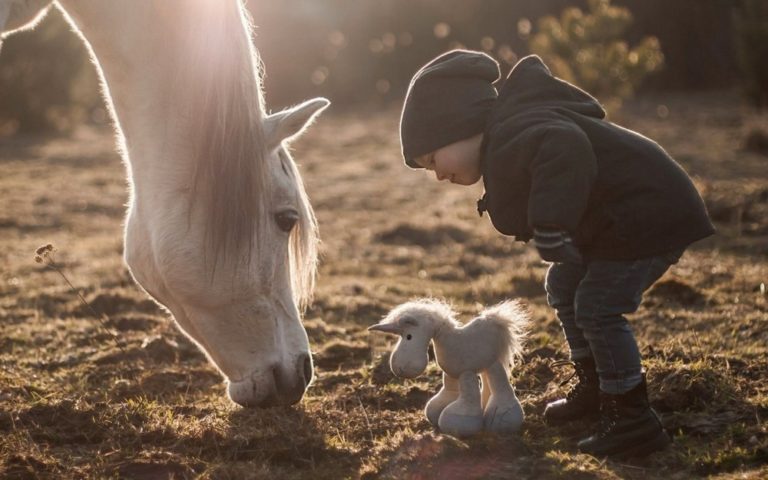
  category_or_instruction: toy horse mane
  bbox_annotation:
[476,300,528,368]
[382,298,461,329]
[377,298,528,369]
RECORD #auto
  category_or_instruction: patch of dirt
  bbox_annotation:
[647,279,707,306]
[18,400,106,444]
[376,223,471,247]
[113,461,198,480]
[141,335,179,364]
[108,314,160,332]
[304,317,347,344]
[314,340,370,369]
[650,365,740,412]
[369,353,397,385]
[74,291,161,317]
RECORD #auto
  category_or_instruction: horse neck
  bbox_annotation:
[431,317,457,345]
[59,1,262,208]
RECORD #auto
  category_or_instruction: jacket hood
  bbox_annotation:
[494,55,606,120]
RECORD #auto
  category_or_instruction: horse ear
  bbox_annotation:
[264,97,330,149]
[0,1,53,41]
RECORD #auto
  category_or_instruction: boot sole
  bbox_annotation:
[612,430,672,460]
[544,410,600,426]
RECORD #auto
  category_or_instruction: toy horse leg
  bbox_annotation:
[480,371,491,410]
[482,362,524,433]
[437,371,484,437]
[425,372,459,427]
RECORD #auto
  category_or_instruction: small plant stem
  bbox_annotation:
[356,395,375,447]
[45,259,127,354]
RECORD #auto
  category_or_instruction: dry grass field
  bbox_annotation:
[0,91,766,479]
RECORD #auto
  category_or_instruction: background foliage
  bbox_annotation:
[733,0,768,111]
[528,0,663,107]
[0,0,764,133]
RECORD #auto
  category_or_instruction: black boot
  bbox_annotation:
[578,377,671,458]
[544,357,600,425]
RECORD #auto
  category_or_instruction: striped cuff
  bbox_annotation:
[533,229,568,250]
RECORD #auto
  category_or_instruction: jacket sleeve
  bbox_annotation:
[526,123,597,232]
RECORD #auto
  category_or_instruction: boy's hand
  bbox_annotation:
[533,227,583,264]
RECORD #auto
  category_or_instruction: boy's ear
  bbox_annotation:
[0,0,54,40]
[264,97,330,149]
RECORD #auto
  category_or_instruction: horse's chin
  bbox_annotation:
[227,371,308,408]
[226,353,313,408]
[227,372,276,408]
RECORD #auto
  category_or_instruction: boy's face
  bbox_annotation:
[415,134,483,186]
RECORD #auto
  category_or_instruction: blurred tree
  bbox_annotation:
[615,0,737,90]
[0,1,749,135]
[733,0,768,110]
[0,9,99,135]
[528,0,663,106]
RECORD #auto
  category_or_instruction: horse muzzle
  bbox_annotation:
[227,352,313,408]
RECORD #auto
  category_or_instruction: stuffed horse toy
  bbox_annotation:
[369,299,528,437]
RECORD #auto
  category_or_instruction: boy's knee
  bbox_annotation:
[545,264,579,308]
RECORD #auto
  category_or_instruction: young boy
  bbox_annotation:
[399,50,714,458]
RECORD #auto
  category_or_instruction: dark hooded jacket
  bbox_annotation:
[477,55,715,260]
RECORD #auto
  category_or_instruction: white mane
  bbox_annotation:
[383,298,461,329]
[476,300,528,368]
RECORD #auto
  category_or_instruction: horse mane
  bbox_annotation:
[175,1,318,307]
[477,300,528,368]
[182,1,266,264]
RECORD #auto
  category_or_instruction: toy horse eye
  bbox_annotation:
[274,210,299,232]
[406,334,412,340]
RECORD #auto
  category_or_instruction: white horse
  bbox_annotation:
[369,299,528,437]
[1,0,330,408]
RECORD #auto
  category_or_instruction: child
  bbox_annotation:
[399,50,715,458]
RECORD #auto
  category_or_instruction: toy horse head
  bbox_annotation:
[369,299,458,378]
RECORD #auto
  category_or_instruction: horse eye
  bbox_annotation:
[406,334,412,340]
[274,210,299,233]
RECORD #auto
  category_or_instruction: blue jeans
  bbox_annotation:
[545,250,682,394]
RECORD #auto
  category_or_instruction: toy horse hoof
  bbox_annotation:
[483,399,524,433]
[425,389,460,427]
[438,411,484,437]
[425,400,443,427]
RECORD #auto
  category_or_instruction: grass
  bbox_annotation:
[0,91,767,478]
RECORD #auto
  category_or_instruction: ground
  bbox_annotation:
[0,91,766,479]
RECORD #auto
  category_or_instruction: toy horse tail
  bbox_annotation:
[480,300,529,369]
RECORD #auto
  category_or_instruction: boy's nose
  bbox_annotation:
[436,171,448,181]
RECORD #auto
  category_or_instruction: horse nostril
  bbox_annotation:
[299,353,313,386]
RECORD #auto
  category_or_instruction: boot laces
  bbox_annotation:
[551,360,594,401]
[597,396,621,437]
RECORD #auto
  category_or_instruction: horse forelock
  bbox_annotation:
[182,1,318,307]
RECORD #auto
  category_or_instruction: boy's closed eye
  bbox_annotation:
[418,153,435,170]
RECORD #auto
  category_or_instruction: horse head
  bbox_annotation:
[124,98,329,408]
[2,0,330,408]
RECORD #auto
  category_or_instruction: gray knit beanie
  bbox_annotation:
[400,50,500,168]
